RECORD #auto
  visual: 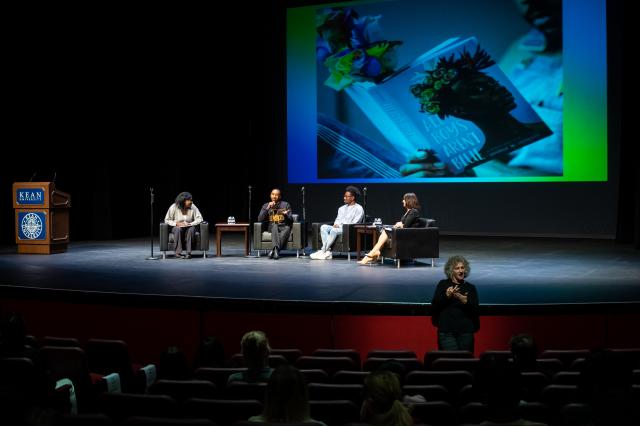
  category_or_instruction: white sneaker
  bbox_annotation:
[322,251,332,260]
[310,250,324,260]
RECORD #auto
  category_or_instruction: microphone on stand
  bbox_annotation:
[246,185,258,257]
[301,186,306,222]
[362,186,369,253]
[29,171,37,182]
[300,186,307,256]
[146,187,160,260]
[363,187,368,223]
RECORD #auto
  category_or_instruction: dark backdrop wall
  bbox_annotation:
[1,1,634,245]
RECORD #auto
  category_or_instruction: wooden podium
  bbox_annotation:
[13,182,71,254]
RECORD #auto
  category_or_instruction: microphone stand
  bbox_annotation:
[362,187,369,253]
[245,185,258,257]
[300,186,306,256]
[146,187,160,260]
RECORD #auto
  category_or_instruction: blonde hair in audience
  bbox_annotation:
[241,330,271,368]
[362,370,412,426]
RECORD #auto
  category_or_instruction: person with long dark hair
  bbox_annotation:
[358,193,422,265]
[248,364,326,424]
[164,192,203,259]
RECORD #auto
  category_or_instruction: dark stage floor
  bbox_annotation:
[1,236,639,313]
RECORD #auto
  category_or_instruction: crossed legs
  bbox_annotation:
[357,229,389,264]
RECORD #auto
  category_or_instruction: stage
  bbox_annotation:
[1,235,639,315]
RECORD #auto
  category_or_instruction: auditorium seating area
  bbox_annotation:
[2,329,640,426]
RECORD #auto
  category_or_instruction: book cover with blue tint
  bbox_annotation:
[316,7,551,178]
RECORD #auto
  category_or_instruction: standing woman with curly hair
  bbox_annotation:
[430,255,480,352]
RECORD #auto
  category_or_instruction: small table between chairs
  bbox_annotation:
[215,223,250,257]
[354,224,379,260]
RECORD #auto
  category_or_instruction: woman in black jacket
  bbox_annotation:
[431,255,480,352]
[358,193,422,265]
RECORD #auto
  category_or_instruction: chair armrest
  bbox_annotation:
[341,223,360,251]
[199,222,209,251]
[159,223,170,250]
[253,222,264,249]
[291,222,303,249]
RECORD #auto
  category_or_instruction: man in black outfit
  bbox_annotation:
[257,188,292,260]
[431,255,480,352]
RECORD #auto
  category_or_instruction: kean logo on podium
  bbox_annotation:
[16,188,45,205]
[18,212,46,240]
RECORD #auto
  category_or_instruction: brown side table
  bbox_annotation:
[215,223,250,257]
[354,224,379,260]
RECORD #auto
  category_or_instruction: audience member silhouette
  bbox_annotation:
[0,311,33,358]
[158,346,191,380]
[376,359,427,405]
[510,333,538,372]
[475,355,546,426]
[360,369,413,426]
[577,349,638,426]
[248,364,326,424]
[192,336,225,370]
[228,330,273,384]
[0,313,54,426]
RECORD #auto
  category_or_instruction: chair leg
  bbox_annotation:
[396,259,400,269]
[431,258,434,267]
[348,252,351,261]
[296,250,299,258]
[203,251,207,259]
[257,250,261,257]
[162,251,166,260]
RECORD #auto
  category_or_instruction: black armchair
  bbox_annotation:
[253,215,304,257]
[159,222,210,259]
[311,222,361,261]
[380,218,439,268]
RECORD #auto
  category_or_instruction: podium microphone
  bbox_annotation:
[146,187,160,260]
[52,171,57,185]
[29,171,37,182]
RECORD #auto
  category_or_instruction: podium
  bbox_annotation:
[13,182,71,254]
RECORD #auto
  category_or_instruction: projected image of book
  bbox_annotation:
[317,35,552,178]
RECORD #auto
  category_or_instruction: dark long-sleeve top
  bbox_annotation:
[401,208,422,228]
[431,278,480,333]
[258,200,292,225]
[380,208,422,233]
